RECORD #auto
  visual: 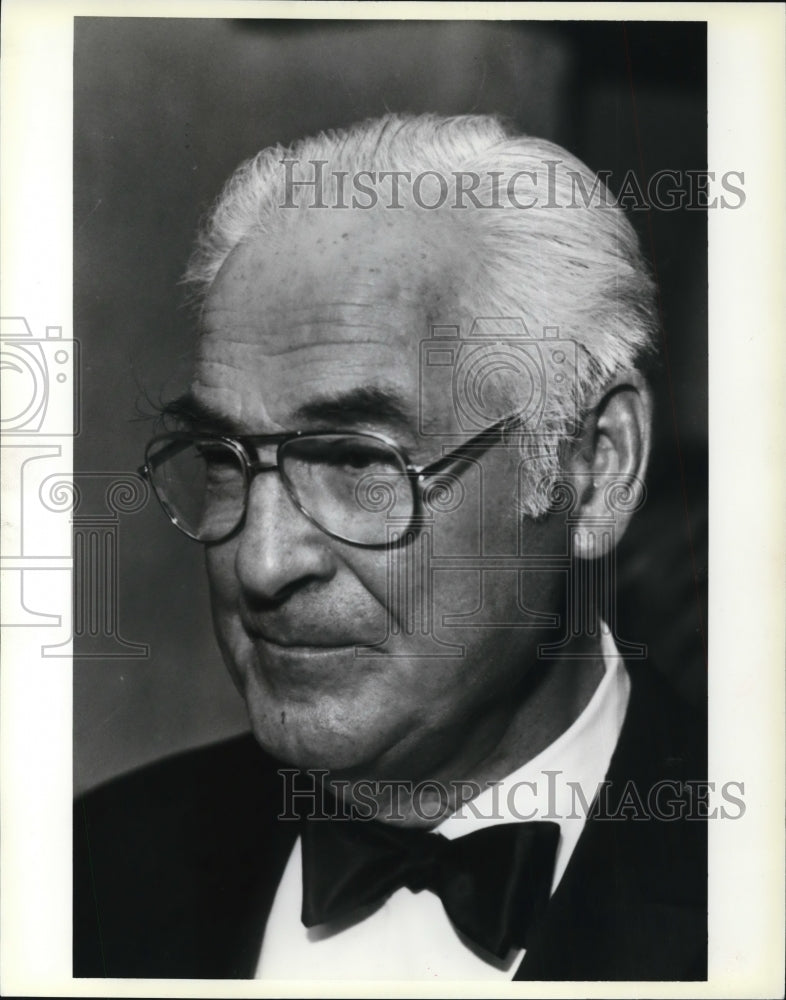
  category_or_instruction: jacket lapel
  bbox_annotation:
[515,662,707,980]
[196,738,300,977]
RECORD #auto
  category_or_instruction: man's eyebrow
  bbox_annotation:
[159,393,239,434]
[160,387,416,436]
[292,386,415,432]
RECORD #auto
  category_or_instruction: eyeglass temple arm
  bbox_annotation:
[413,415,519,480]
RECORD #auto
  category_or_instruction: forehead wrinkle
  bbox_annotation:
[205,298,425,322]
[200,306,423,351]
[197,338,404,364]
[202,299,408,318]
[267,323,400,334]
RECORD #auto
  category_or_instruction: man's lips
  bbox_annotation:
[254,633,365,650]
[241,617,379,649]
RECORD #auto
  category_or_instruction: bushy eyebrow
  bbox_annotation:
[159,385,416,436]
[158,393,240,434]
[292,386,416,433]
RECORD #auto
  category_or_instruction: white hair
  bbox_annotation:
[184,113,657,516]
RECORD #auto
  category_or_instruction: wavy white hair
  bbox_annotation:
[184,113,657,516]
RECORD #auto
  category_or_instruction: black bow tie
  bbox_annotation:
[300,815,560,959]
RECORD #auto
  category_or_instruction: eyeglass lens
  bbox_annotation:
[146,434,415,544]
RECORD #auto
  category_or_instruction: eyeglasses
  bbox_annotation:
[140,415,518,547]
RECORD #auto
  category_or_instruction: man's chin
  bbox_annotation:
[238,671,397,774]
[246,713,388,775]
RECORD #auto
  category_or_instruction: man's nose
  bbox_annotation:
[234,470,337,602]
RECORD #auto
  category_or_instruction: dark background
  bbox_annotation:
[74,18,707,795]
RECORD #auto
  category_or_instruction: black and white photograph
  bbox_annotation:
[1,2,783,995]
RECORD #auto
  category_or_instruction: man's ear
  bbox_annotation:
[561,372,653,559]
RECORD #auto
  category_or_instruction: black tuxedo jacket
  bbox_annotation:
[74,662,707,980]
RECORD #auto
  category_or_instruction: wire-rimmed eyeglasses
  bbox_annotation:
[140,414,519,547]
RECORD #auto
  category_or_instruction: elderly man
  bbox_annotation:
[74,114,706,981]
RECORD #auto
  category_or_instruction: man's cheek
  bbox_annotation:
[430,569,480,622]
[205,545,240,607]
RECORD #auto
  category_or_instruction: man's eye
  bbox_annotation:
[196,445,241,475]
[197,444,229,461]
